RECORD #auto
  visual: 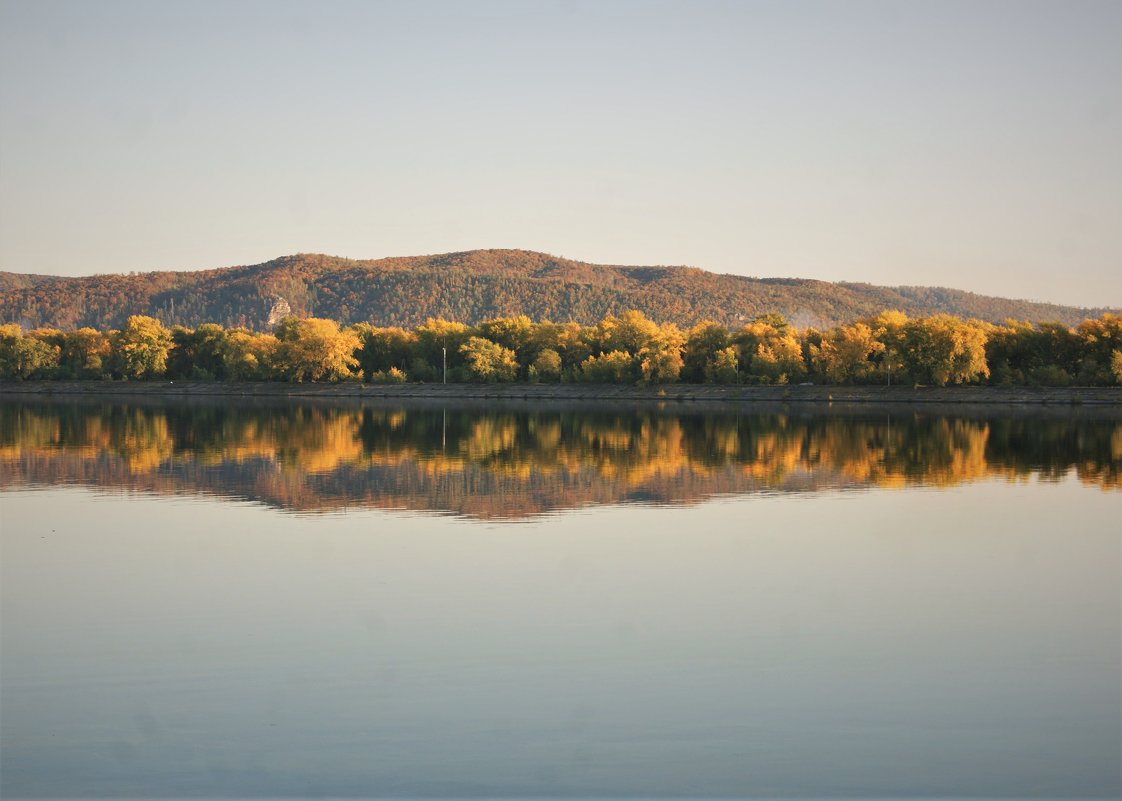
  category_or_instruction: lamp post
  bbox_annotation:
[442,346,447,384]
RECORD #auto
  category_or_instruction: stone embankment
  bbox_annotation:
[2,381,1121,407]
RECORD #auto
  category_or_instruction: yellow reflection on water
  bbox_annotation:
[1,401,1119,517]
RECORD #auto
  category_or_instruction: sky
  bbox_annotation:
[0,0,1119,307]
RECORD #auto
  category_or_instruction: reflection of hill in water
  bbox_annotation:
[2,400,1119,519]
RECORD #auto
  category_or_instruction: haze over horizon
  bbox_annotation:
[1,0,1120,307]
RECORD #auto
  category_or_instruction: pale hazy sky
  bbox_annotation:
[1,0,1119,306]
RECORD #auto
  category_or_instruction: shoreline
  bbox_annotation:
[2,380,1121,407]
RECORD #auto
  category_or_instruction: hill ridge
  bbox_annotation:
[0,249,1114,330]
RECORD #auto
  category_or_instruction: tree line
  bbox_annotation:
[1,310,1121,387]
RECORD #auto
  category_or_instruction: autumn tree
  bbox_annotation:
[810,323,884,384]
[903,315,990,386]
[871,310,909,384]
[24,329,64,378]
[221,329,278,381]
[639,323,685,383]
[477,316,536,374]
[0,325,59,379]
[554,322,593,373]
[985,320,1034,385]
[683,322,730,383]
[5,310,1119,388]
[529,320,564,354]
[1074,314,1122,385]
[460,336,518,382]
[706,346,740,384]
[733,319,806,384]
[110,315,172,379]
[60,328,111,378]
[531,348,562,382]
[273,317,360,382]
[354,325,417,380]
[167,324,228,380]
[593,310,660,355]
[579,350,635,383]
[414,318,472,378]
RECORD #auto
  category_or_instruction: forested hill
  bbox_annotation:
[0,250,1112,330]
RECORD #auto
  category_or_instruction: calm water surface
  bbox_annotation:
[1,399,1119,798]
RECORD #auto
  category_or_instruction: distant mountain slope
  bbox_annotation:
[0,250,1113,330]
[0,272,57,292]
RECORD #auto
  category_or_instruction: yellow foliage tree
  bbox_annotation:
[221,330,278,381]
[811,322,884,384]
[274,317,359,382]
[639,323,685,383]
[110,315,172,379]
[460,336,518,382]
[904,315,990,386]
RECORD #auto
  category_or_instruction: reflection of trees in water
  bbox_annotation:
[1,402,1118,517]
[984,417,1121,489]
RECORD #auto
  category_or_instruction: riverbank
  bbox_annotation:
[2,380,1121,407]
